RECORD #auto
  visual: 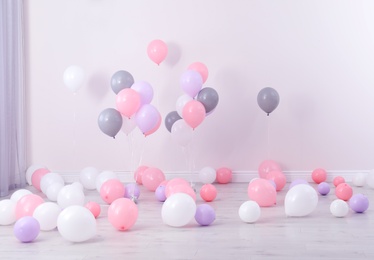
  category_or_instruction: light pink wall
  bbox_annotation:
[25,0,374,175]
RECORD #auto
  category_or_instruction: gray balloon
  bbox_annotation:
[98,108,123,138]
[196,87,219,113]
[165,111,182,132]
[257,87,280,116]
[111,70,134,94]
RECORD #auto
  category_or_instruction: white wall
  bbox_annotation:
[25,0,374,178]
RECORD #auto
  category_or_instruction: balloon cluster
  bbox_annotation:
[98,70,161,138]
[165,62,219,147]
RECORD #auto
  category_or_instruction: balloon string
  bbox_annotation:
[128,131,135,173]
[267,115,270,160]
[138,134,146,167]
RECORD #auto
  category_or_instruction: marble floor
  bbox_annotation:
[1,181,374,260]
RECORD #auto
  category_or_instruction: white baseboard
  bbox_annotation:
[59,170,366,184]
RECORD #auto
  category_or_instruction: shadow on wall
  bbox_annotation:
[164,41,182,68]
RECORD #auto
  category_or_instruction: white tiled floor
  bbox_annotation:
[1,181,373,259]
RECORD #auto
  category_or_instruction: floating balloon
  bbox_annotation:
[195,204,216,226]
[247,179,276,207]
[171,120,193,147]
[63,65,85,93]
[165,111,182,133]
[57,206,97,242]
[116,88,141,118]
[147,39,168,65]
[188,62,209,83]
[108,198,138,231]
[13,216,40,243]
[330,199,349,217]
[162,193,196,227]
[257,87,280,115]
[131,81,154,105]
[98,108,123,138]
[196,87,219,114]
[180,70,203,98]
[135,104,161,135]
[238,201,261,223]
[285,184,318,217]
[121,115,137,135]
[110,70,134,94]
[182,100,206,129]
[176,94,193,118]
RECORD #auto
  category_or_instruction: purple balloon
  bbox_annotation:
[289,179,309,190]
[13,216,40,243]
[135,104,160,134]
[131,81,154,105]
[195,204,216,226]
[155,185,166,202]
[317,182,330,196]
[180,70,203,98]
[124,183,140,200]
[349,194,369,213]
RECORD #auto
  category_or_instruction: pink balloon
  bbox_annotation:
[116,88,141,118]
[85,201,101,218]
[258,160,282,179]
[166,184,196,201]
[335,183,353,201]
[147,39,168,65]
[247,179,276,207]
[182,100,206,129]
[311,168,327,184]
[216,167,232,184]
[31,168,50,191]
[200,184,217,202]
[134,165,148,185]
[131,81,154,105]
[188,62,209,83]
[135,104,160,135]
[100,179,126,204]
[266,170,286,191]
[142,167,166,192]
[144,112,161,137]
[180,70,203,98]
[165,178,190,195]
[108,198,138,231]
[15,194,44,220]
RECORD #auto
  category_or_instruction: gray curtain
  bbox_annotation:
[0,0,26,197]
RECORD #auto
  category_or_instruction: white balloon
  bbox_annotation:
[57,185,85,209]
[238,201,261,223]
[171,120,193,147]
[10,189,32,203]
[284,184,318,217]
[0,199,16,225]
[79,167,99,190]
[162,193,196,227]
[63,65,85,93]
[26,164,44,185]
[57,205,96,242]
[95,171,118,192]
[198,167,216,184]
[352,172,367,187]
[33,202,61,231]
[71,182,84,191]
[176,94,193,118]
[330,199,349,218]
[46,182,64,201]
[121,115,137,135]
[40,172,65,194]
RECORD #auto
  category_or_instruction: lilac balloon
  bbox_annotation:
[155,185,166,202]
[195,204,216,226]
[180,70,203,98]
[14,216,40,243]
[289,179,309,190]
[317,182,330,196]
[349,194,369,213]
[131,81,154,105]
[124,183,140,200]
[135,104,160,134]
